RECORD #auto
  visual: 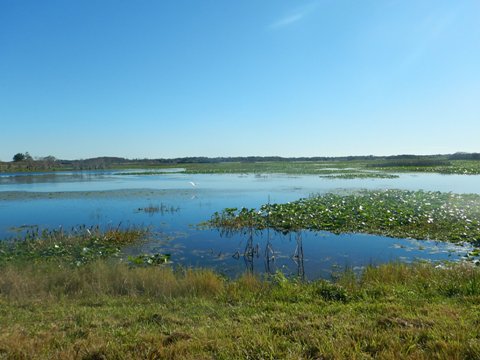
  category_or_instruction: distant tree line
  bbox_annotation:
[1,152,479,173]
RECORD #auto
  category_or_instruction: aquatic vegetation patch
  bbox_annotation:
[0,189,175,201]
[368,159,480,175]
[0,225,148,266]
[114,170,184,175]
[318,172,399,179]
[128,253,171,266]
[137,203,180,215]
[154,159,480,175]
[208,190,480,244]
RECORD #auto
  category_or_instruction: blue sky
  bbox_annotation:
[1,0,479,160]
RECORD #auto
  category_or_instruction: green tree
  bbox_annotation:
[13,153,25,162]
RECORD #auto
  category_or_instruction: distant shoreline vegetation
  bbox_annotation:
[1,152,480,175]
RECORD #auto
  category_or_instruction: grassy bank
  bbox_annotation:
[208,189,480,245]
[1,261,480,359]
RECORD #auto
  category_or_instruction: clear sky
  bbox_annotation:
[1,0,479,161]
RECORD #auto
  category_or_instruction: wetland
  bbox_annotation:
[2,163,480,279]
[2,161,480,358]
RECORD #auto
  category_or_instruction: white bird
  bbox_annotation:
[189,181,197,187]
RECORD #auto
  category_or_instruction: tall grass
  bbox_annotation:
[0,261,224,301]
[2,260,479,302]
[359,261,480,298]
[1,261,480,359]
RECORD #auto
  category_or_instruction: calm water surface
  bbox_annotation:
[1,170,479,279]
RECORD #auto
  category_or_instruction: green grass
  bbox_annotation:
[208,189,480,244]
[1,261,480,359]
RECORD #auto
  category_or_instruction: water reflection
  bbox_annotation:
[0,172,109,185]
[203,228,472,279]
[264,229,276,274]
[136,203,181,217]
[238,229,261,273]
[224,228,307,278]
[292,232,305,280]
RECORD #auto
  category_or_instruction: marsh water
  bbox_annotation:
[1,170,479,279]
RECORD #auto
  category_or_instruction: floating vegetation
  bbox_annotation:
[368,159,480,175]
[207,190,480,244]
[108,159,480,176]
[137,203,180,215]
[8,224,39,233]
[318,172,399,180]
[114,169,184,175]
[128,253,171,266]
[371,159,452,168]
[168,159,480,175]
[464,248,480,265]
[469,249,480,257]
[0,225,149,266]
